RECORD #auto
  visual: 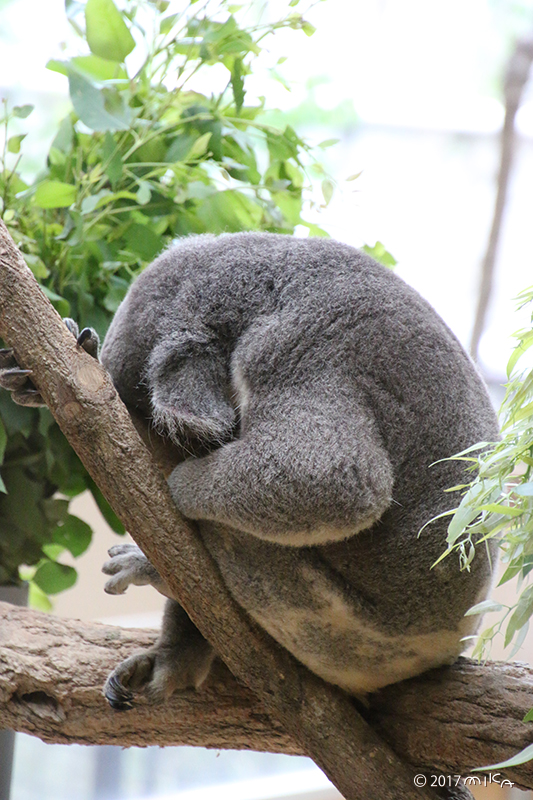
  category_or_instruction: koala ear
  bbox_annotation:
[147,332,236,446]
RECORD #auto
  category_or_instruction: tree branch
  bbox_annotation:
[0,220,439,800]
[1,603,532,791]
[470,32,533,359]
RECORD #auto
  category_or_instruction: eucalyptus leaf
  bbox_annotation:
[68,70,133,132]
[52,515,93,557]
[34,181,77,209]
[0,0,330,603]
[12,104,33,119]
[33,561,77,594]
[473,741,533,770]
[85,0,135,62]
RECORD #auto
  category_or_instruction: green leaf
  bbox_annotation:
[103,275,130,313]
[478,502,523,517]
[187,132,213,161]
[68,69,133,132]
[231,57,245,112]
[523,707,533,723]
[34,181,77,209]
[52,515,93,557]
[7,135,26,154]
[507,330,533,377]
[85,0,136,62]
[124,223,164,261]
[464,599,504,616]
[197,190,263,232]
[46,59,69,76]
[321,178,334,205]
[33,560,77,595]
[12,104,34,119]
[28,581,53,611]
[23,253,50,279]
[102,132,123,187]
[0,474,6,494]
[136,181,152,205]
[473,741,533,770]
[88,477,125,534]
[513,482,533,497]
[160,13,179,34]
[362,241,398,269]
[72,55,128,81]
[0,392,35,438]
[41,286,70,317]
[0,418,7,465]
[506,586,533,644]
[165,133,197,163]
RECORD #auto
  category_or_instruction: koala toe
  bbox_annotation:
[104,640,214,710]
[107,543,143,558]
[102,543,168,596]
[0,361,44,407]
[64,318,100,358]
[104,651,156,711]
[76,326,100,359]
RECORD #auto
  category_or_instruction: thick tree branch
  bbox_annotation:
[1,603,532,791]
[0,220,439,800]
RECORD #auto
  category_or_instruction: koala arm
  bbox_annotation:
[167,392,394,547]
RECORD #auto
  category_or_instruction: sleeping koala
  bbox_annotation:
[0,232,499,710]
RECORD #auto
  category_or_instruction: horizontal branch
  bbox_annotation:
[1,603,532,791]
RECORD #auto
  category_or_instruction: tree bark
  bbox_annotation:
[0,220,441,800]
[469,32,533,360]
[1,602,532,792]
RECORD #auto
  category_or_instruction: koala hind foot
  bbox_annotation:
[0,318,100,406]
[104,600,215,710]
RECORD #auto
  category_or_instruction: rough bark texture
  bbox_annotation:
[0,220,442,800]
[1,603,532,792]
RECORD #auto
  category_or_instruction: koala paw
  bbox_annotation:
[102,543,169,596]
[0,318,100,406]
[104,638,215,711]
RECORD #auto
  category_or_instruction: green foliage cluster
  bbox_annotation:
[442,286,533,663]
[0,0,327,600]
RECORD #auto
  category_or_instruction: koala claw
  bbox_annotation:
[104,672,135,712]
[64,318,100,359]
[104,652,156,711]
[0,349,43,406]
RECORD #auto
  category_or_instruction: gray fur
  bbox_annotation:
[100,232,499,704]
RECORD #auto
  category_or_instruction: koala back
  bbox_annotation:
[101,232,500,693]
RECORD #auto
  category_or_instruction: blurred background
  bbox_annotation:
[2,0,533,798]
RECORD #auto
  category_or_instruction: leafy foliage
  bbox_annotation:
[442,286,533,659]
[0,0,327,596]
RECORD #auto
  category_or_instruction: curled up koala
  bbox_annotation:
[0,232,499,713]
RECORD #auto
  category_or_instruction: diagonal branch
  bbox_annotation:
[0,219,438,800]
[1,603,532,792]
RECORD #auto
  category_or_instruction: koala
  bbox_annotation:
[0,232,499,712]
